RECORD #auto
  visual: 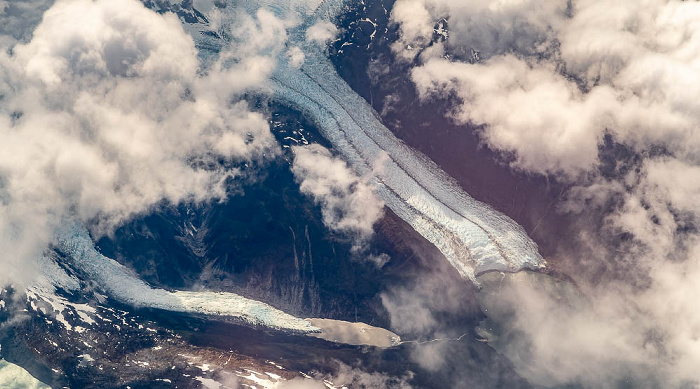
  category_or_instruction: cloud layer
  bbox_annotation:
[389,0,700,387]
[0,0,281,287]
[393,0,700,177]
[291,144,384,252]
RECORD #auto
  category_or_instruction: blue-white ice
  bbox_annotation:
[21,0,544,339]
[0,359,50,389]
[47,222,319,333]
[180,0,545,282]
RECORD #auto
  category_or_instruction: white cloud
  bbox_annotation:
[287,46,305,68]
[477,242,700,388]
[305,20,338,45]
[390,0,565,62]
[291,144,384,251]
[411,56,616,175]
[477,271,657,387]
[473,155,700,387]
[389,0,435,61]
[390,0,700,386]
[0,0,282,288]
[393,0,700,178]
[275,378,326,389]
[317,362,413,389]
[380,265,475,374]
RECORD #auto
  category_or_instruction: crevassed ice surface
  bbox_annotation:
[178,0,545,283]
[50,222,319,333]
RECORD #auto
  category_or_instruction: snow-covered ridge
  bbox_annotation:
[48,222,319,333]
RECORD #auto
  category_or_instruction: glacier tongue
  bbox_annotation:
[276,5,545,282]
[271,59,544,282]
[51,222,319,333]
[172,0,546,283]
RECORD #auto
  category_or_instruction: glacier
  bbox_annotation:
[21,0,547,341]
[47,222,320,333]
[177,0,545,283]
[0,359,50,389]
